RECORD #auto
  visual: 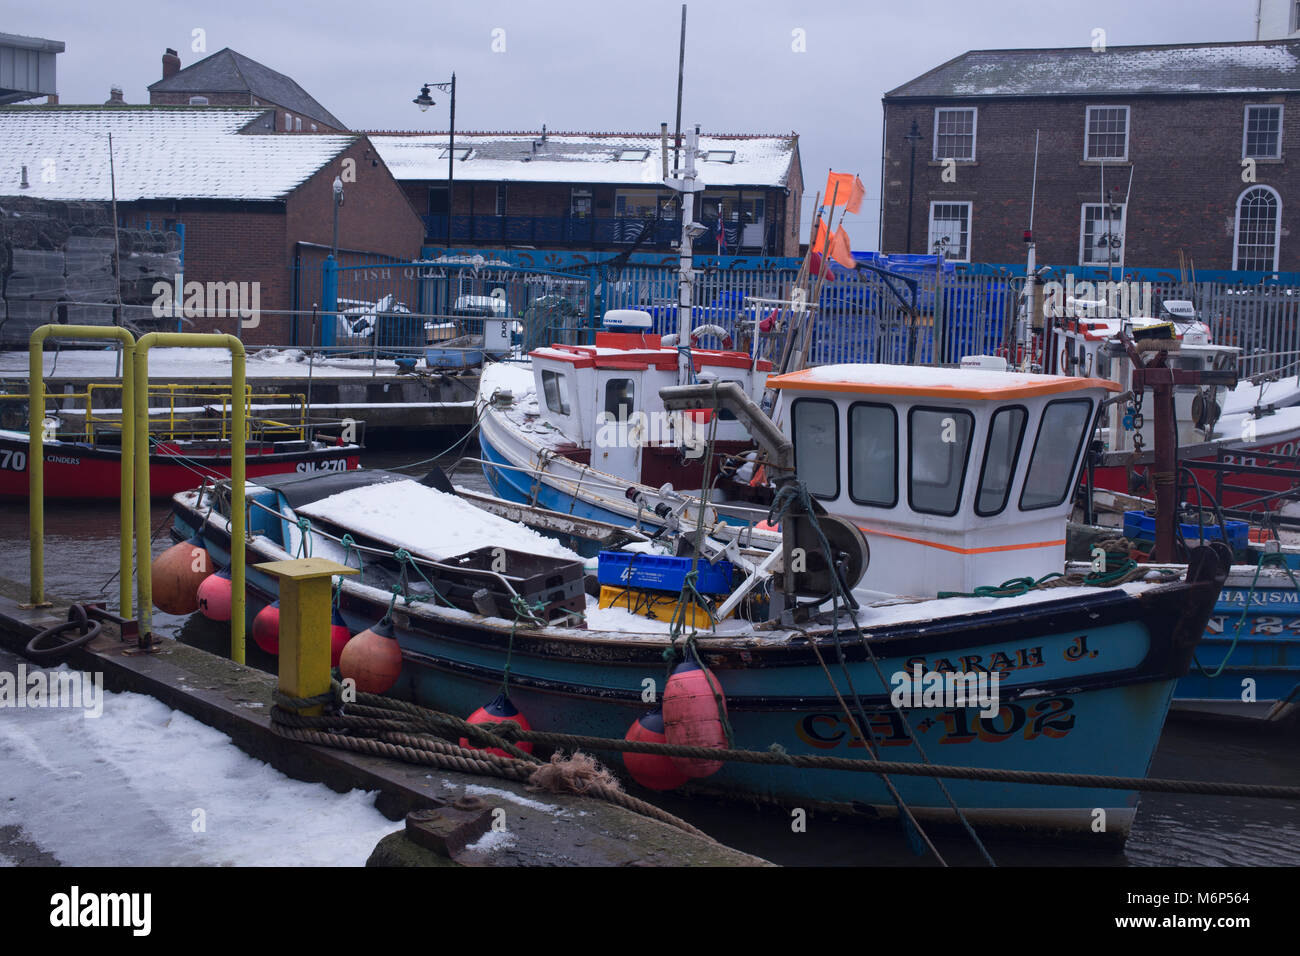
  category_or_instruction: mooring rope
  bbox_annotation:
[268,683,715,840]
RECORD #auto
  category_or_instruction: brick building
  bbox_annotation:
[0,106,422,345]
[148,47,347,133]
[369,130,804,257]
[880,39,1300,273]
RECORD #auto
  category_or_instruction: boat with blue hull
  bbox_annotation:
[1168,563,1300,721]
[161,362,1231,843]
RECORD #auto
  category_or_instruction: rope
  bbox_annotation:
[269,683,1300,802]
[294,517,313,558]
[268,682,713,840]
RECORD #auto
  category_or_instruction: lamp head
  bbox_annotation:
[413,84,435,111]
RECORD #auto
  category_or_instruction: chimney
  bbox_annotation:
[162,48,181,80]
[105,87,125,106]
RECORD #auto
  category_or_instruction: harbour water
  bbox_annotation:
[2,441,1297,867]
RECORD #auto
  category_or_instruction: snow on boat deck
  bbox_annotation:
[296,477,581,562]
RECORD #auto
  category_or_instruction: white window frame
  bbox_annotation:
[1292,0,1300,33]
[1078,203,1127,267]
[617,149,650,161]
[1084,105,1130,161]
[1243,104,1284,160]
[439,147,472,160]
[927,201,972,262]
[932,107,978,162]
[1232,184,1283,272]
[703,149,736,163]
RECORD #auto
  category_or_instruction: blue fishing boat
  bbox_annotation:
[163,362,1229,844]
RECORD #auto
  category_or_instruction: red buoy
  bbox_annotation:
[662,652,728,778]
[150,533,213,614]
[623,708,689,791]
[338,617,403,694]
[460,693,534,757]
[329,608,352,668]
[196,568,233,622]
[252,601,280,654]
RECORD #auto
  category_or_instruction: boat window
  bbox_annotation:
[908,407,974,516]
[848,402,897,507]
[1020,399,1094,511]
[541,370,571,416]
[975,405,1028,516]
[603,378,635,423]
[792,398,839,500]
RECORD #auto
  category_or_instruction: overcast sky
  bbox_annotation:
[8,0,1259,250]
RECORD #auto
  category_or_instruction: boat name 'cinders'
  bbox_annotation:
[890,663,1001,717]
[49,886,150,936]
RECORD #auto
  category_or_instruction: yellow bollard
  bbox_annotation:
[253,558,358,716]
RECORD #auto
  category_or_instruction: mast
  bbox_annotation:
[1020,130,1040,370]
[672,125,704,386]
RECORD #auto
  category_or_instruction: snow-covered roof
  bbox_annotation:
[0,106,356,201]
[367,131,798,188]
[886,40,1300,99]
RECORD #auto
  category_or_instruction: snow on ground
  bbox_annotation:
[1,347,415,380]
[296,477,580,562]
[0,651,396,866]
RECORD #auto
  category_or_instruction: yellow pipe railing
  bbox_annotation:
[134,334,248,662]
[28,325,135,616]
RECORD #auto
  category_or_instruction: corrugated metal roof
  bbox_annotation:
[367,131,798,187]
[886,40,1300,99]
[0,107,355,201]
[148,48,345,129]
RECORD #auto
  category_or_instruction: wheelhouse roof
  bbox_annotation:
[531,342,770,373]
[767,363,1121,399]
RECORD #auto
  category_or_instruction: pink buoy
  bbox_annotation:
[662,651,728,778]
[252,600,280,654]
[460,693,534,757]
[623,708,689,791]
[196,568,233,622]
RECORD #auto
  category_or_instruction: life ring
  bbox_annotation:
[689,324,734,350]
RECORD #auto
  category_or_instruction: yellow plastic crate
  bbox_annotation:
[597,585,731,628]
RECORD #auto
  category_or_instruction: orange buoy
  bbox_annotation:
[459,693,534,757]
[662,651,729,778]
[623,708,689,791]
[252,601,280,654]
[329,608,352,668]
[338,617,403,694]
[150,533,213,614]
[196,568,233,622]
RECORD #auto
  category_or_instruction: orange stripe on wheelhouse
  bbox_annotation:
[854,525,1066,555]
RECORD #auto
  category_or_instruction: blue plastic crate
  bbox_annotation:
[596,551,734,595]
[1122,510,1249,550]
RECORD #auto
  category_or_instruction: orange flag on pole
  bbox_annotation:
[829,225,856,269]
[811,216,829,255]
[824,172,865,215]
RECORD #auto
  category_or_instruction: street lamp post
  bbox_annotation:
[904,118,922,254]
[331,175,343,258]
[413,75,456,251]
